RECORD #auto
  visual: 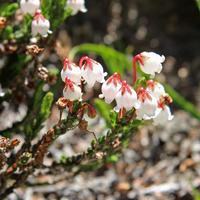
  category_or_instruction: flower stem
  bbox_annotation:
[133,56,137,85]
[133,54,144,85]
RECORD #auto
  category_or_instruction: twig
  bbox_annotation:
[0,116,79,198]
[88,130,98,143]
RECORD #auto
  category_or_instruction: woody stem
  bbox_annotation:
[58,109,63,124]
[87,130,98,143]
[92,132,98,143]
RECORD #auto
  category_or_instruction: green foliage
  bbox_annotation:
[165,84,200,120]
[40,92,54,119]
[24,85,54,139]
[33,83,46,110]
[0,54,32,87]
[30,91,54,138]
[0,3,19,17]
[14,15,32,40]
[106,154,119,163]
[94,99,112,127]
[41,0,72,30]
[0,11,32,41]
[1,25,14,40]
[192,188,200,200]
[196,0,200,11]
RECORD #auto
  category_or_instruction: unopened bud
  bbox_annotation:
[163,94,173,105]
[0,17,6,29]
[95,151,105,160]
[11,139,20,148]
[37,65,49,81]
[78,119,88,130]
[87,104,96,118]
[19,152,32,165]
[5,43,18,53]
[26,44,44,56]
[159,94,173,108]
[112,138,121,149]
[56,97,68,110]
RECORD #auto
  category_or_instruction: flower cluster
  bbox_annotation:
[20,0,51,37]
[61,57,106,101]
[60,52,173,126]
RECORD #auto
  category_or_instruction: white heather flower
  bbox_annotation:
[136,87,158,120]
[135,52,165,76]
[63,77,82,101]
[115,81,140,112]
[61,58,82,85]
[31,10,50,37]
[20,0,40,15]
[79,56,107,88]
[67,0,87,15]
[153,105,174,125]
[100,73,122,104]
[146,80,166,100]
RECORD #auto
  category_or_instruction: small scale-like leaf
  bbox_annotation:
[40,92,54,119]
[0,3,19,17]
[107,154,119,163]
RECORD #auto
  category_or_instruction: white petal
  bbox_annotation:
[61,65,81,84]
[20,0,40,15]
[115,88,139,111]
[153,106,174,125]
[32,18,50,37]
[139,52,165,76]
[67,0,87,15]
[136,94,158,120]
[101,82,120,104]
[63,84,82,101]
[81,61,107,87]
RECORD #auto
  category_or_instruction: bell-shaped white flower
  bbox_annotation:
[79,56,107,88]
[146,80,166,100]
[61,58,82,85]
[153,105,174,125]
[100,72,122,104]
[63,77,82,101]
[134,52,165,77]
[31,10,50,37]
[115,81,140,112]
[67,0,87,15]
[20,0,40,15]
[136,87,158,120]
